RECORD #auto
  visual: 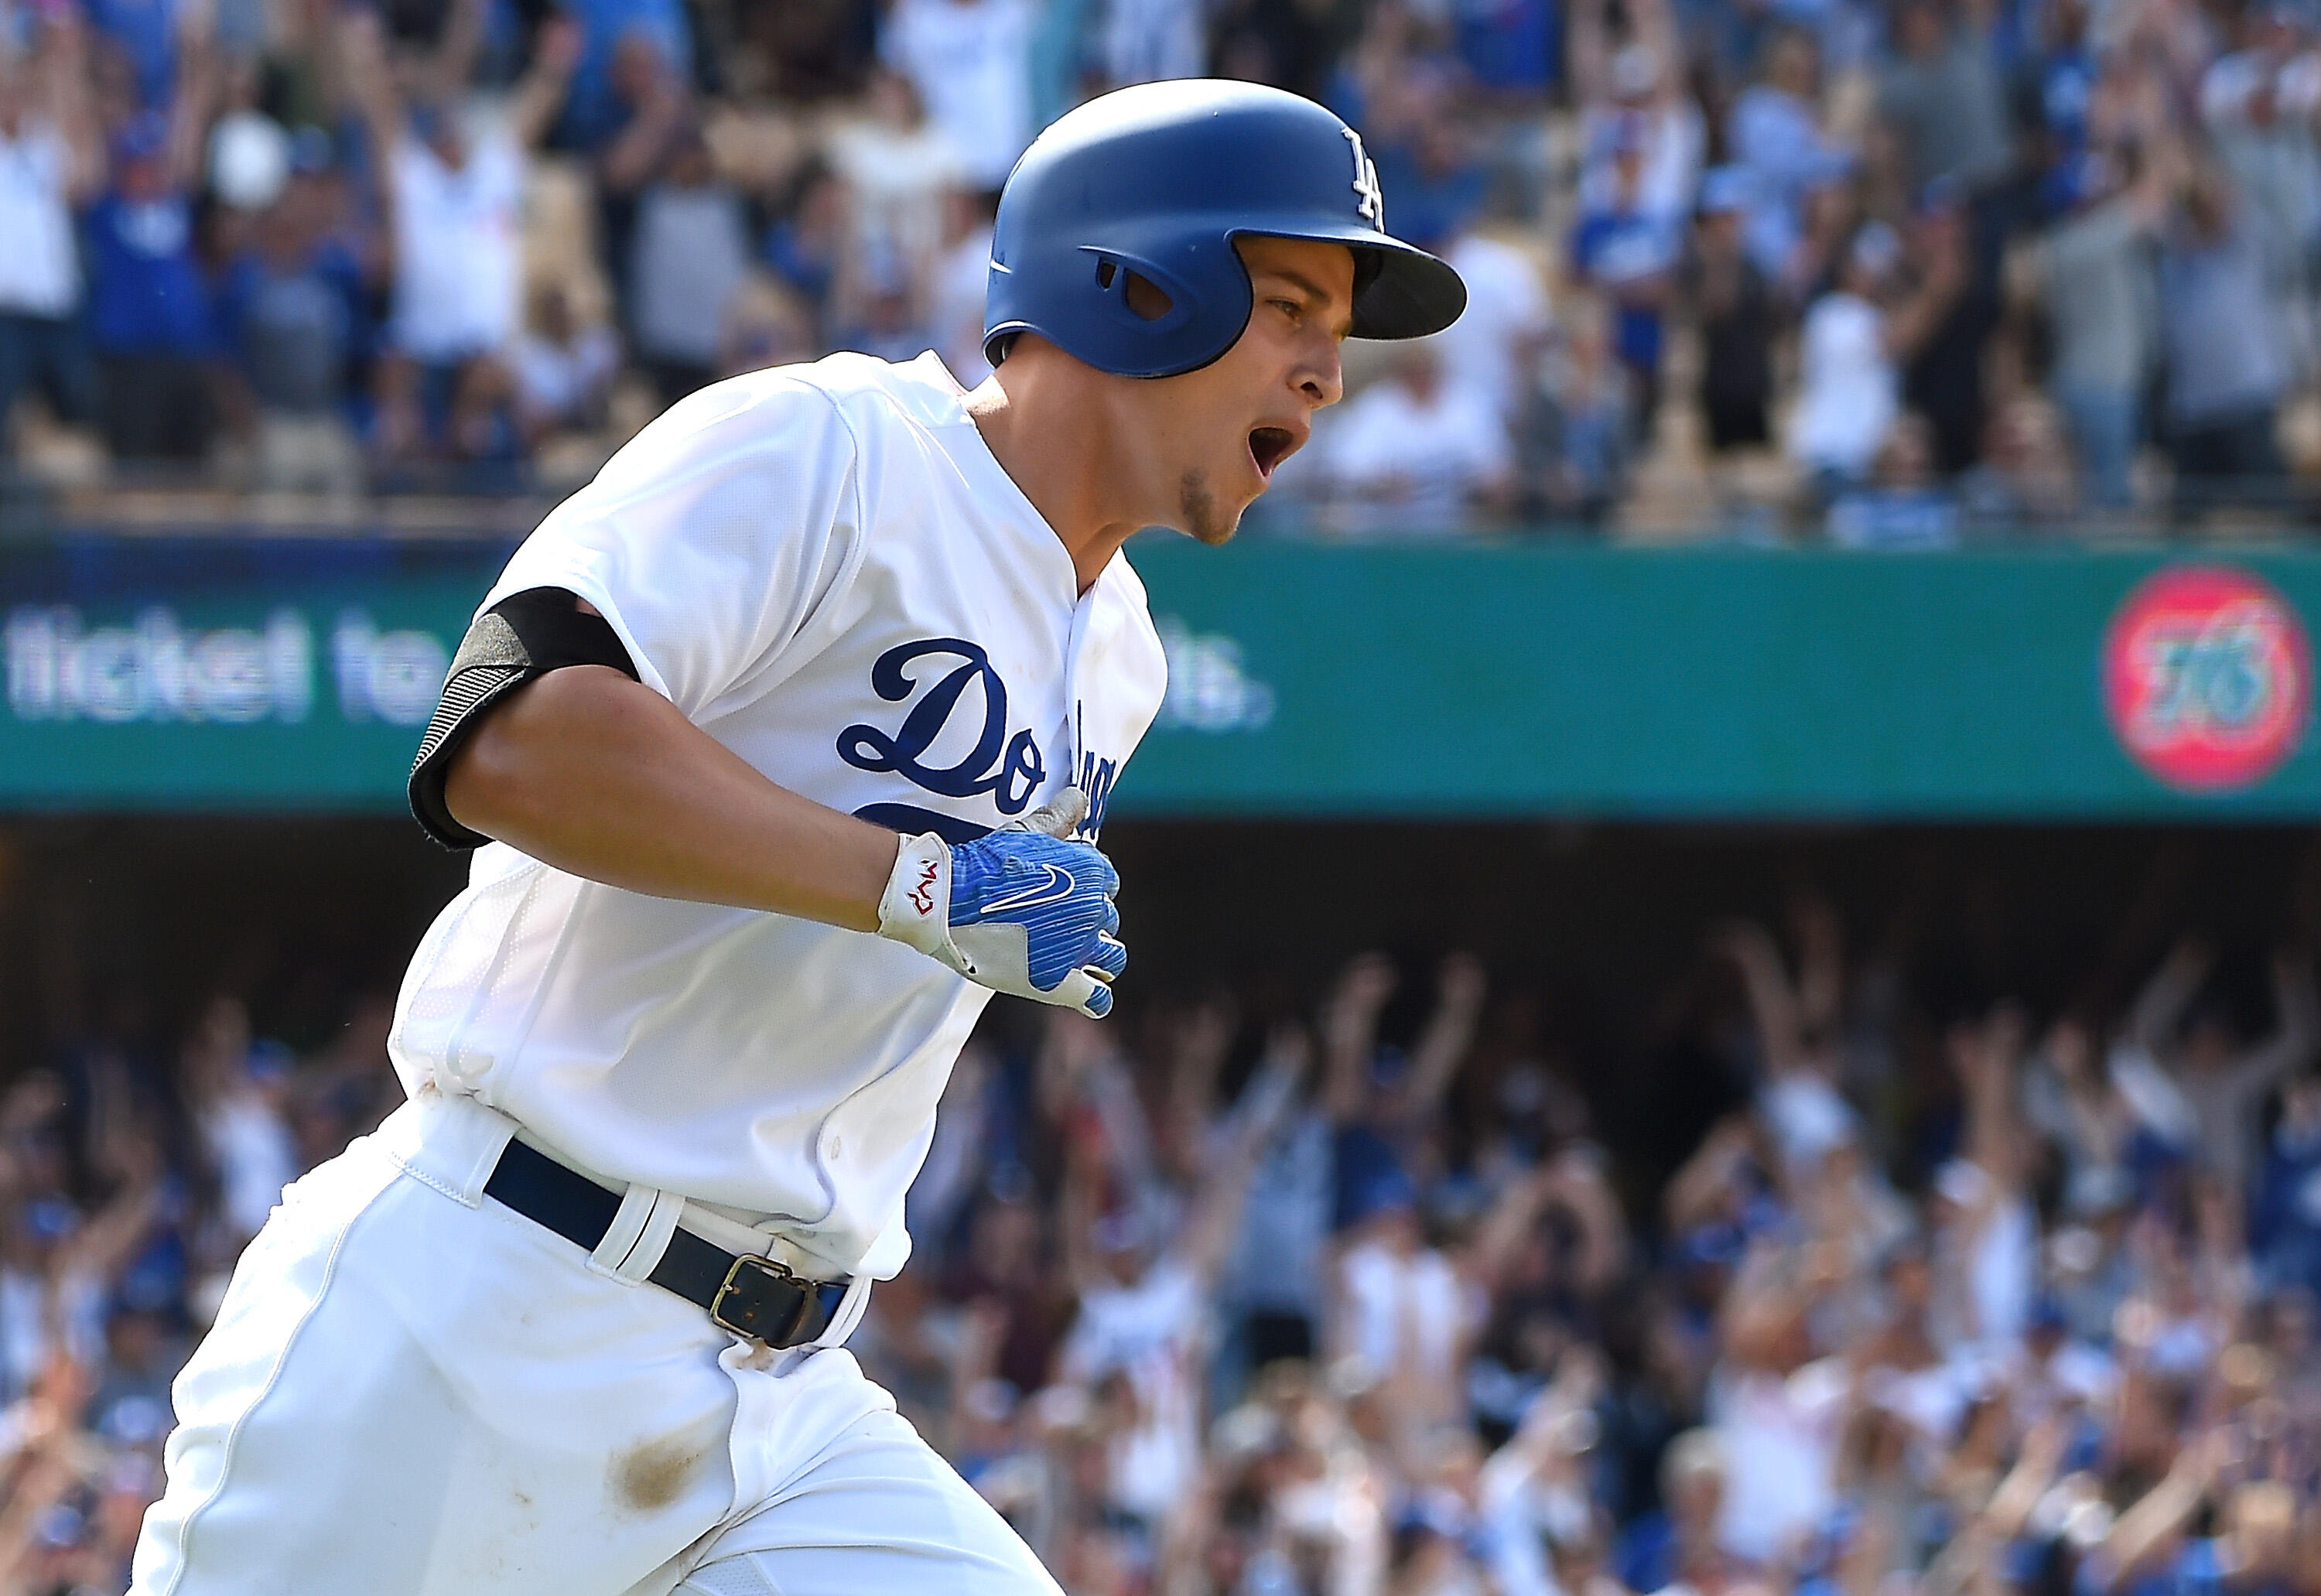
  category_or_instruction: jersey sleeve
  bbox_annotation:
[483,372,866,721]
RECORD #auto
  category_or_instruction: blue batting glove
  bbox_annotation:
[877,788,1127,1019]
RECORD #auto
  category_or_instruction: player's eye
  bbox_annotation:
[1269,298,1302,321]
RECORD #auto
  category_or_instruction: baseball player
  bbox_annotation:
[132,80,1463,1596]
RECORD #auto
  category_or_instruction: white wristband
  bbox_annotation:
[876,832,955,959]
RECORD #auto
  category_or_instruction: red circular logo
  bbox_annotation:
[2103,565,2312,792]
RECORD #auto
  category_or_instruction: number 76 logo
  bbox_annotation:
[2103,565,2312,792]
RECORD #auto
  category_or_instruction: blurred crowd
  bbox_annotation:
[4,0,2321,531]
[15,904,2321,1594]
[0,989,398,1591]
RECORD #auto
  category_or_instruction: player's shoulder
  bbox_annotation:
[767,349,972,441]
[586,352,966,497]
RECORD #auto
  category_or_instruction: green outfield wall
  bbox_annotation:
[5,534,2319,819]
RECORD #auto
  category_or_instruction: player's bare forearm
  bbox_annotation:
[443,665,900,931]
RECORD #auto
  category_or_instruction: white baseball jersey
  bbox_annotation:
[387,350,1167,1281]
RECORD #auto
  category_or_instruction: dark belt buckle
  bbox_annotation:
[710,1253,809,1345]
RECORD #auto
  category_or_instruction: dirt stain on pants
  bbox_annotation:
[613,1437,702,1512]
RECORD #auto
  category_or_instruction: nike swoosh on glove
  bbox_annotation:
[875,788,1127,1018]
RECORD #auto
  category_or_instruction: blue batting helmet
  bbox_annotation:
[983,80,1468,379]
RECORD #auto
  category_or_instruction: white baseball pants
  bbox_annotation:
[129,1091,1060,1596]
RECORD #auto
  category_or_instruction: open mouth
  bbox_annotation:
[1248,426,1297,481]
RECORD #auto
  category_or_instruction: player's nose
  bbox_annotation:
[1297,339,1344,409]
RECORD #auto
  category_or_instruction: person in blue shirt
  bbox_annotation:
[213,133,378,490]
[1455,0,1558,101]
[2251,1078,2321,1300]
[84,78,217,463]
[1612,1427,1728,1593]
[0,9,106,447]
[2032,0,2097,186]
[551,0,689,155]
[1572,117,1682,446]
[1727,29,1854,282]
[588,26,689,337]
[1364,84,1491,254]
[1827,411,1961,548]
[762,159,844,337]
[80,0,182,109]
[2097,1434,2298,1596]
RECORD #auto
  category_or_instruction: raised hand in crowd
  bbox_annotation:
[1393,952,1489,1126]
[1160,992,1239,1184]
[1321,951,1399,1124]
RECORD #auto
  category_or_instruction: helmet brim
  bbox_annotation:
[1233,223,1468,341]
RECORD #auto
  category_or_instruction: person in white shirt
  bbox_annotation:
[344,4,577,460]
[1787,220,1961,491]
[1709,1261,1851,1565]
[880,0,1038,193]
[1335,1197,1475,1391]
[129,80,1463,1596]
[1099,0,1207,89]
[183,998,299,1247]
[826,68,967,288]
[1057,1036,1305,1533]
[1570,0,1706,227]
[931,188,1001,385]
[1436,225,1554,424]
[1323,337,1513,534]
[0,11,104,443]
[511,280,620,443]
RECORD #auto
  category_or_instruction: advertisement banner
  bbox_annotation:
[2,538,491,810]
[5,534,2319,819]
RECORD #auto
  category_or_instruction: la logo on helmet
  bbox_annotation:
[1342,128,1385,231]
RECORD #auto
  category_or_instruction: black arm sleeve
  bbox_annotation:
[407,586,641,851]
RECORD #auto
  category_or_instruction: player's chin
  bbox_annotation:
[1187,510,1243,547]
[1199,479,1260,545]
[1174,464,1253,546]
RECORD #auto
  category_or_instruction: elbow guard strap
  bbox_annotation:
[406,586,639,850]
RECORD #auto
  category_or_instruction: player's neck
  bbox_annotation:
[963,369,1143,596]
